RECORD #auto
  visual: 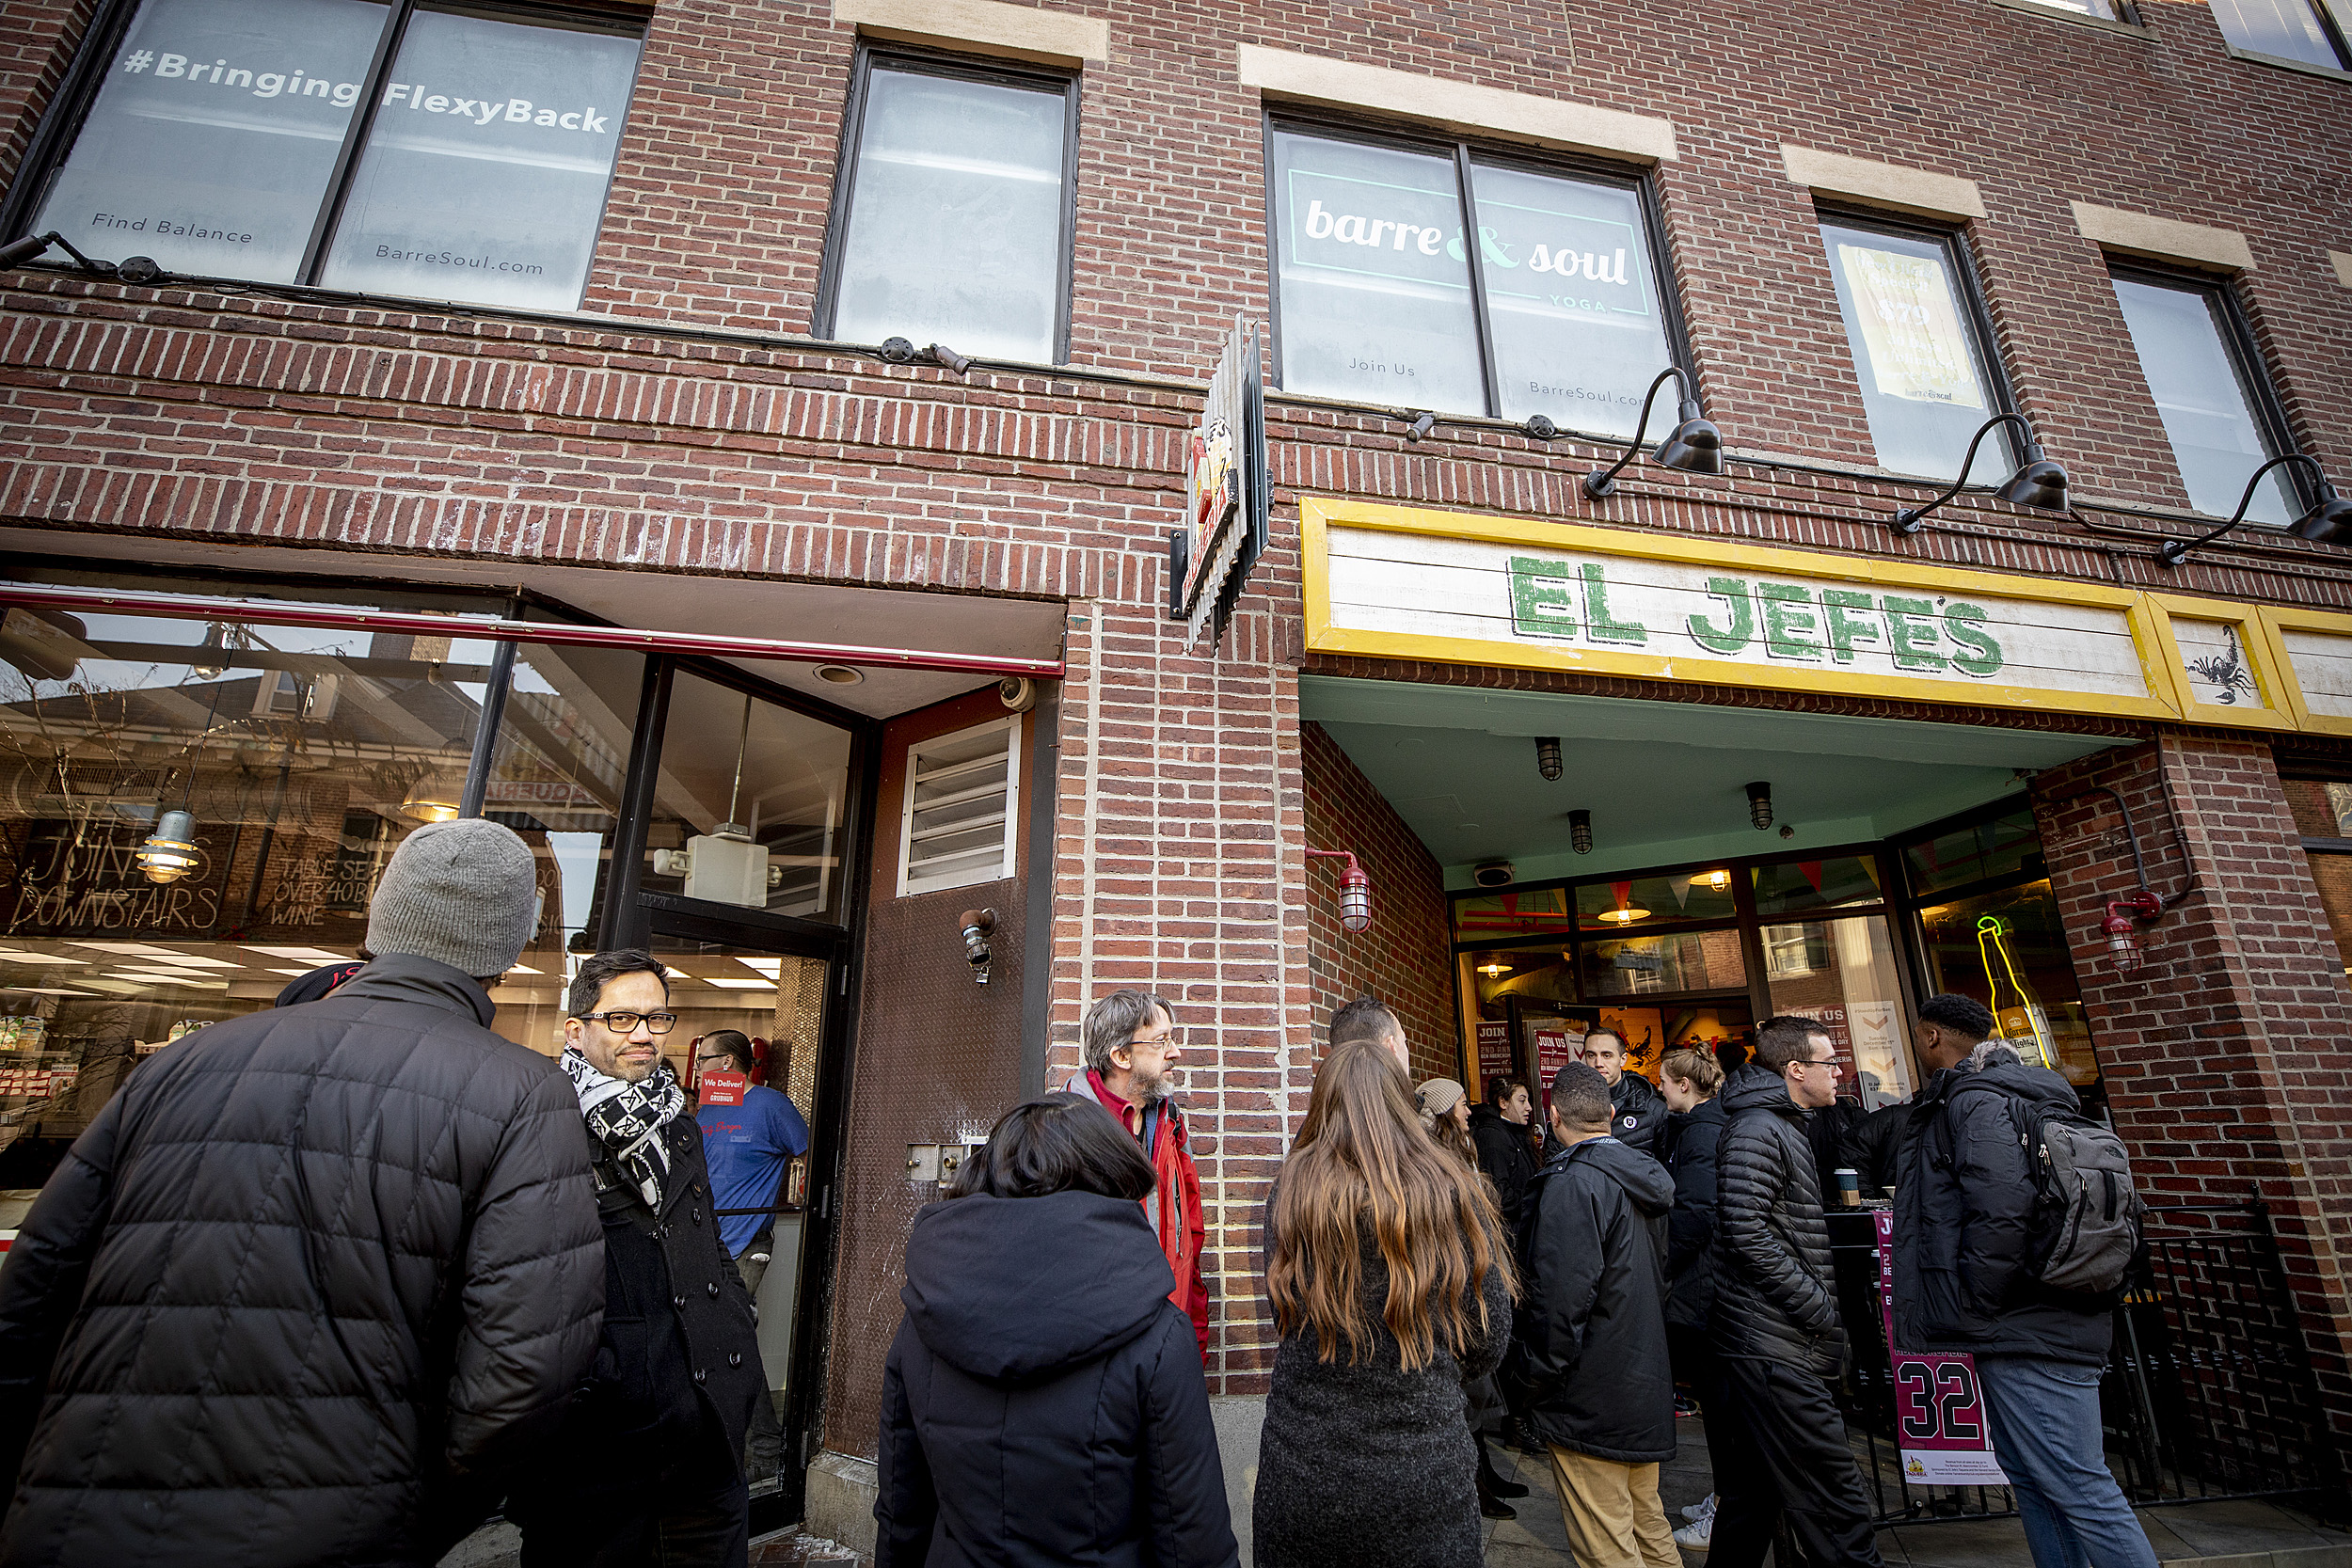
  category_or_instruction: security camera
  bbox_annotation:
[1472,860,1515,888]
[997,677,1036,712]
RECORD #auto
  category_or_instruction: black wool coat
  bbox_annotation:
[510,1112,766,1513]
[1254,1213,1511,1568]
[0,956,604,1568]
[1661,1100,1726,1331]
[1710,1065,1846,1378]
[1514,1137,1678,1464]
[1468,1103,1539,1228]
[1893,1054,2113,1367]
[875,1191,1235,1568]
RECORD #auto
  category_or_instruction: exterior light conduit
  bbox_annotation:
[0,582,1065,681]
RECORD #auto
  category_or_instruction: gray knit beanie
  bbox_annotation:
[366,818,540,978]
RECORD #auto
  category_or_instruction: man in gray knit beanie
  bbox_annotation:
[0,814,601,1566]
[365,816,542,980]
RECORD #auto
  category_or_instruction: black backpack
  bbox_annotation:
[1961,1079,2145,1298]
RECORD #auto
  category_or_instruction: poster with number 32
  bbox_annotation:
[1873,1210,2010,1485]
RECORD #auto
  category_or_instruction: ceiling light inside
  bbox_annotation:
[1597,905,1652,924]
[814,665,864,685]
[703,977,777,990]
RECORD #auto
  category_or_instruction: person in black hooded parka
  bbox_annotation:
[876,1094,1236,1568]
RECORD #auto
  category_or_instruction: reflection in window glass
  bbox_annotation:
[2110,276,2296,526]
[2207,0,2346,66]
[30,0,388,281]
[1266,127,1486,414]
[1762,916,1911,1110]
[2281,778,2352,978]
[1452,885,1571,942]
[1576,869,1737,928]
[1916,880,2100,1094]
[2004,0,2118,17]
[828,65,1070,363]
[319,4,643,309]
[651,673,851,923]
[1902,806,2042,896]
[1752,854,1883,915]
[1471,162,1674,437]
[1580,930,1746,997]
[1819,221,2010,483]
[1468,946,1578,1014]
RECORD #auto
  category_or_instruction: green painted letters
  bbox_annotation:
[1687,577,1754,654]
[1882,595,1947,672]
[1758,583,1823,662]
[1821,590,1881,666]
[1509,556,1578,639]
[1581,563,1648,645]
[1944,603,2003,677]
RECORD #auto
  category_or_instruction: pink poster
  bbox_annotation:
[1872,1210,2009,1485]
[1533,1026,1575,1114]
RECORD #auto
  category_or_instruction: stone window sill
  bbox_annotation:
[1985,0,2157,39]
[2225,43,2352,83]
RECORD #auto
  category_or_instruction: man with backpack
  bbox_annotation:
[1893,1023,2154,1568]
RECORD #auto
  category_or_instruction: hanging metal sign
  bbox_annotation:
[1169,316,1267,650]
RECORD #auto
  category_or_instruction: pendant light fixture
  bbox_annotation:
[1582,367,1725,500]
[2152,453,2352,567]
[1305,847,1373,932]
[1890,413,2070,535]
[398,770,464,824]
[1597,877,1650,925]
[1477,956,1514,977]
[1568,809,1594,855]
[139,676,229,883]
[1535,736,1564,781]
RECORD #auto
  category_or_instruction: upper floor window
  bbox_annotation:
[2109,268,2301,525]
[2207,0,2350,68]
[1817,214,2015,484]
[817,51,1077,365]
[12,0,644,310]
[1264,121,1687,440]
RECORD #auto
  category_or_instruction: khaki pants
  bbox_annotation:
[1548,1445,1679,1568]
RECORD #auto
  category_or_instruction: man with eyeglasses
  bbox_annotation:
[1069,988,1209,1360]
[508,949,766,1568]
[1706,1015,1885,1568]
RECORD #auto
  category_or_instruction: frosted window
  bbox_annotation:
[29,0,388,282]
[319,5,642,309]
[1267,128,1486,415]
[1472,162,1673,439]
[2111,276,2296,526]
[2208,0,2345,65]
[1820,221,2010,483]
[828,66,1069,363]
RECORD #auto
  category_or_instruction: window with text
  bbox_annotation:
[21,0,643,310]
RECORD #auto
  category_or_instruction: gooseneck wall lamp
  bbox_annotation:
[1890,413,2070,536]
[0,230,167,283]
[2153,454,2352,568]
[1304,847,1373,932]
[1582,368,1724,500]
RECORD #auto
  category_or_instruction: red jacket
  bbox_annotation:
[1073,1069,1209,1360]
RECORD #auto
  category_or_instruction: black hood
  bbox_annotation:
[1720,1061,1803,1118]
[1674,1099,1727,1131]
[1613,1073,1662,1113]
[1959,1048,2081,1113]
[1568,1135,1677,1215]
[900,1189,1177,1381]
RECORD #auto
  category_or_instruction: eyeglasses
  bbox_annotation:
[1795,1054,1840,1071]
[693,1052,734,1067]
[576,1010,680,1035]
[1127,1033,1178,1052]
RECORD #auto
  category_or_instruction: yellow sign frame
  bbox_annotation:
[1301,496,2185,722]
[2258,604,2352,738]
[2143,594,2296,733]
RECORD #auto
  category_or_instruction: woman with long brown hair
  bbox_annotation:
[1255,1040,1518,1568]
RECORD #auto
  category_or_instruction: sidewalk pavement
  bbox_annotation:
[1480,1416,2351,1568]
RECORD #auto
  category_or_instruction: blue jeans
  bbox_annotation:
[1975,1356,2157,1568]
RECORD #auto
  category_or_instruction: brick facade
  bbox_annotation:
[4,0,2352,1465]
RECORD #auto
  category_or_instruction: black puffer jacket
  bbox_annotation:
[1608,1072,1667,1156]
[1843,1099,1910,1196]
[1893,1054,2113,1367]
[876,1191,1235,1568]
[1710,1065,1845,1378]
[511,1111,765,1516]
[1469,1103,1539,1227]
[1515,1137,1677,1463]
[0,956,603,1567]
[1661,1099,1726,1330]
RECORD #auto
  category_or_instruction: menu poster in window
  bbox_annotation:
[1836,245,1985,409]
[1776,1003,1859,1080]
[32,0,388,283]
[1475,1020,1514,1090]
[320,7,643,309]
[1874,1210,2009,1484]
[1532,1023,1575,1113]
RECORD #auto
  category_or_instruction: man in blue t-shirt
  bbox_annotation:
[693,1031,811,1302]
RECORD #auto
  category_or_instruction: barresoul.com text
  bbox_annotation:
[374,246,544,276]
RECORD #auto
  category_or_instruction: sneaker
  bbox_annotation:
[1680,1494,1717,1523]
[1674,1515,1712,1551]
[1674,1394,1702,1418]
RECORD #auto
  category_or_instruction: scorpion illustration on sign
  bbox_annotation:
[2185,626,2255,705]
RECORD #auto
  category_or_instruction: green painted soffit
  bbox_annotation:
[1299,677,2124,891]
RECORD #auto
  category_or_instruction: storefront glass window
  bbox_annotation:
[1580,928,1745,997]
[0,605,503,1187]
[2280,777,2352,980]
[1902,805,2042,897]
[1915,879,2099,1091]
[1752,853,1883,916]
[1576,868,1738,928]
[1451,885,1571,942]
[647,672,852,924]
[1465,944,1577,1014]
[824,57,1073,363]
[1762,914,1911,1109]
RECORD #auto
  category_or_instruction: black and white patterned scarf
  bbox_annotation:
[560,1048,689,1208]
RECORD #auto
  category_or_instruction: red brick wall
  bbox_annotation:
[2035,735,2352,1453]
[1300,719,1457,1085]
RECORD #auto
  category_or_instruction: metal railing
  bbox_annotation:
[1826,1198,2345,1527]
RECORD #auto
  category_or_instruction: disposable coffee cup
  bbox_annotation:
[1835,1167,1861,1207]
